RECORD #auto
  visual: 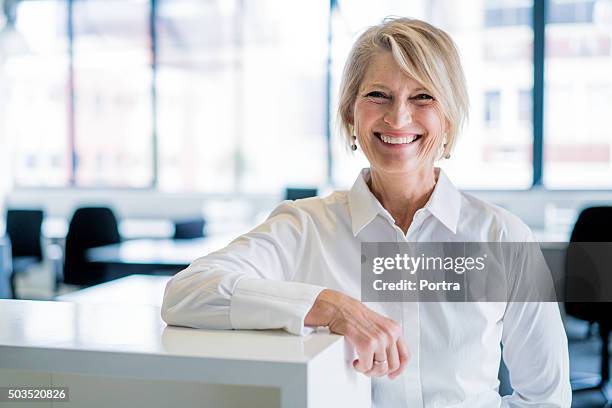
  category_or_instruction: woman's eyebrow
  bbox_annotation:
[362,83,429,94]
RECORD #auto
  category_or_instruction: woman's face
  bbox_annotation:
[352,51,445,174]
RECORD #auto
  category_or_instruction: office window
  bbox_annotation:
[157,0,328,193]
[485,91,502,126]
[156,0,238,192]
[4,0,328,192]
[548,0,595,24]
[518,89,532,123]
[331,0,533,189]
[72,0,153,187]
[239,0,328,193]
[543,0,612,188]
[1,1,69,186]
[485,0,532,27]
[5,0,608,192]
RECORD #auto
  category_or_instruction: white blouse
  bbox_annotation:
[162,168,571,408]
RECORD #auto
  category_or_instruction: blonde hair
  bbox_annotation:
[337,17,469,159]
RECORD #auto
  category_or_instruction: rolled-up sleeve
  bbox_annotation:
[161,201,325,335]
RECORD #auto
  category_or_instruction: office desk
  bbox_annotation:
[84,235,236,281]
[0,300,370,408]
[86,235,234,269]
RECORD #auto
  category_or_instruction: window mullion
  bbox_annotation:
[67,0,76,186]
[532,0,546,186]
[150,0,159,188]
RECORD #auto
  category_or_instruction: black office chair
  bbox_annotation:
[285,187,318,201]
[564,206,612,405]
[63,207,121,287]
[173,218,206,240]
[5,209,44,298]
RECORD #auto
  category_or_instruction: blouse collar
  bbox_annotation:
[347,167,461,236]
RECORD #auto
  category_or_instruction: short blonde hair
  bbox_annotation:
[337,17,469,159]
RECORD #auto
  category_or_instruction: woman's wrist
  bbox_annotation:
[304,289,339,327]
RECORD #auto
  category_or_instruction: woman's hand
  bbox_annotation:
[304,289,410,380]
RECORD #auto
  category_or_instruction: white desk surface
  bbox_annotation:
[0,299,341,364]
[52,275,344,363]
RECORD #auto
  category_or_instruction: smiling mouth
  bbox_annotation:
[374,132,422,145]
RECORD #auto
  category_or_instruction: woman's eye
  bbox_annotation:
[366,91,388,99]
[411,93,435,105]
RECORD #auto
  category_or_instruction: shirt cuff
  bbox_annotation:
[229,277,326,336]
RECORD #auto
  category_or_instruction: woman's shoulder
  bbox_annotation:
[458,191,534,242]
[271,190,350,224]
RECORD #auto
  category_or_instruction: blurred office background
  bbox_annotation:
[1,0,612,406]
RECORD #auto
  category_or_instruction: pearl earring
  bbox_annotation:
[351,135,357,151]
[443,134,450,159]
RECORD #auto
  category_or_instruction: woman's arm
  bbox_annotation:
[501,237,571,406]
[161,201,325,335]
[162,200,410,379]
[500,301,571,407]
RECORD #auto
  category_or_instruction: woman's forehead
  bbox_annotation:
[360,52,424,92]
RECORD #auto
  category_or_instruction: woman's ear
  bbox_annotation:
[443,118,451,140]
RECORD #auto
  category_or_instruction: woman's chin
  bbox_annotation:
[371,154,431,173]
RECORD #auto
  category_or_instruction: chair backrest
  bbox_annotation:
[285,187,318,201]
[173,218,206,240]
[569,206,612,242]
[63,207,120,286]
[564,206,612,322]
[5,209,44,260]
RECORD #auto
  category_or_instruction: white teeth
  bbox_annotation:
[380,134,419,144]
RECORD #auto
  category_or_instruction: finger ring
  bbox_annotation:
[373,359,387,365]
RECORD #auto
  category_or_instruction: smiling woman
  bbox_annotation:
[162,17,571,408]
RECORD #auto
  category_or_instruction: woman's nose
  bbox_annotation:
[383,102,412,129]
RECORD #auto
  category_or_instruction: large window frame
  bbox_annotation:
[5,0,579,191]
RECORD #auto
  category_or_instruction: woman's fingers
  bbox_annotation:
[352,333,379,373]
[362,320,402,377]
[388,336,410,380]
[363,351,390,377]
[352,330,403,378]
[385,337,400,373]
[382,318,402,375]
